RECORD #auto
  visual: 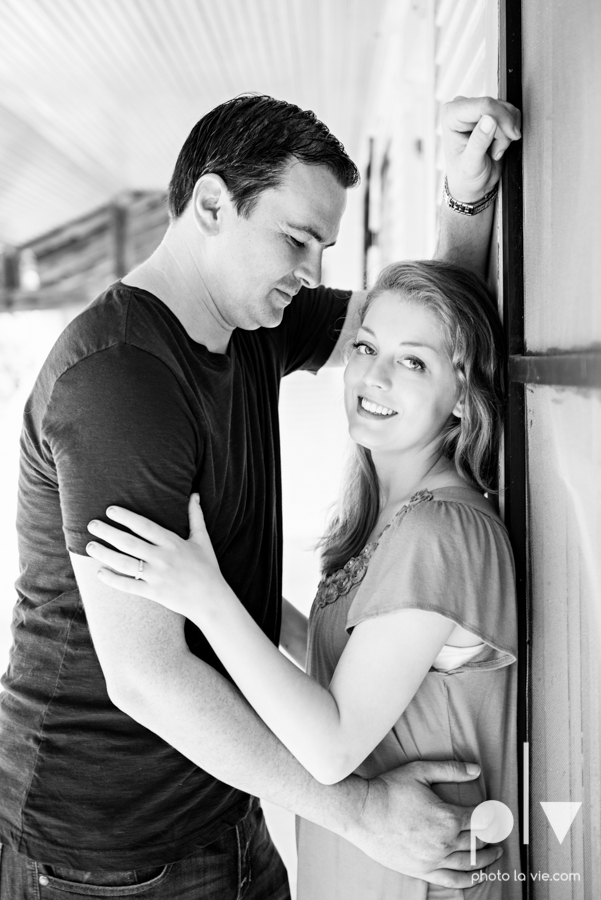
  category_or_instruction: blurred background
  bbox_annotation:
[0,0,599,896]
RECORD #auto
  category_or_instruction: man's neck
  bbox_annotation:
[121,229,234,354]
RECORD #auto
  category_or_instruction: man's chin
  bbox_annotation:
[259,304,287,329]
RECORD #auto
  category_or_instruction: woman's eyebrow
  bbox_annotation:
[399,341,439,353]
[358,326,438,354]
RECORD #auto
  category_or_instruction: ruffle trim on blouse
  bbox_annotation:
[314,490,434,609]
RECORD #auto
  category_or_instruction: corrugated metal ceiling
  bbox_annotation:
[0,0,389,245]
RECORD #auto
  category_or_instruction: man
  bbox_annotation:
[0,94,521,899]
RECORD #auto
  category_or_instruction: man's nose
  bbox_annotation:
[294,247,323,289]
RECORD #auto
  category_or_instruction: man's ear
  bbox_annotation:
[191,174,231,237]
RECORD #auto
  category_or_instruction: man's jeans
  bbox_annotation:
[0,800,291,900]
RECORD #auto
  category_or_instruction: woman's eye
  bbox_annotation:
[352,341,375,355]
[402,356,425,371]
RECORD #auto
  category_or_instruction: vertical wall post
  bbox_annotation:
[500,0,529,889]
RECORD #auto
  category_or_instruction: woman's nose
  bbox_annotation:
[362,358,392,389]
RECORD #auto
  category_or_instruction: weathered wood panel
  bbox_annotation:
[0,191,168,312]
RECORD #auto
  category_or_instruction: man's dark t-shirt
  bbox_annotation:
[0,282,350,869]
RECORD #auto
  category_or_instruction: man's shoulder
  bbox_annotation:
[42,283,187,386]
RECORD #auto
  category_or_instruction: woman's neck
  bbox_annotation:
[372,448,463,513]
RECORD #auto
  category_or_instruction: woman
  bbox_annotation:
[87,260,519,898]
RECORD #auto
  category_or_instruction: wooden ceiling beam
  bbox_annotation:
[0,191,168,313]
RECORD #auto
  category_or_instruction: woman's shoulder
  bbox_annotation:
[395,484,504,527]
[347,484,517,653]
[382,485,512,562]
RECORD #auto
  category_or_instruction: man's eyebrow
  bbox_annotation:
[357,327,439,353]
[285,222,337,248]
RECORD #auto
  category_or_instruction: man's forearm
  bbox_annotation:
[71,551,362,842]
[114,644,363,837]
[435,96,521,278]
[434,198,495,278]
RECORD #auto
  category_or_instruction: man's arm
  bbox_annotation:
[325,96,521,367]
[71,552,500,887]
[435,96,521,276]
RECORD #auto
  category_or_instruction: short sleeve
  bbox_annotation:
[268,285,351,376]
[44,344,199,555]
[346,500,517,667]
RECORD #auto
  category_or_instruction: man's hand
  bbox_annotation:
[346,760,502,889]
[442,96,522,203]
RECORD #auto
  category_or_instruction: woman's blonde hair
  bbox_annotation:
[319,259,506,575]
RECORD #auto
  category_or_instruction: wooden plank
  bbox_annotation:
[509,352,601,388]
[0,286,90,312]
[0,191,168,311]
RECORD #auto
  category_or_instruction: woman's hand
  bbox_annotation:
[86,495,227,620]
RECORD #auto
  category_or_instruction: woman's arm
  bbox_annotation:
[86,497,456,784]
[280,597,308,668]
[200,587,455,784]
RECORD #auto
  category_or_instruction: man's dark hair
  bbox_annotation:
[167,94,360,219]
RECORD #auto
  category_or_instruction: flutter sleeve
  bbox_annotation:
[346,497,517,670]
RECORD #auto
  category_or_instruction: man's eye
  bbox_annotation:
[288,236,306,249]
[402,356,425,371]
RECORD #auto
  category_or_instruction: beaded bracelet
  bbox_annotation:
[443,176,499,216]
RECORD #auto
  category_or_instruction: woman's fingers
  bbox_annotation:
[105,506,169,544]
[96,566,150,596]
[188,493,208,539]
[187,496,220,568]
[86,541,142,577]
[87,518,154,560]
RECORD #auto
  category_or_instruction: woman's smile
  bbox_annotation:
[357,396,398,418]
[344,292,462,457]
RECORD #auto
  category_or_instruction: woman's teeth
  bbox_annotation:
[360,397,397,417]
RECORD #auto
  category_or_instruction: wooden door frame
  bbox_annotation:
[501,0,601,892]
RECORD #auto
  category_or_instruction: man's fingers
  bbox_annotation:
[424,865,498,890]
[459,114,498,176]
[411,758,481,788]
[452,829,491,852]
[423,847,504,889]
[444,96,521,141]
[489,136,508,162]
[455,800,485,834]
[441,845,503,873]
